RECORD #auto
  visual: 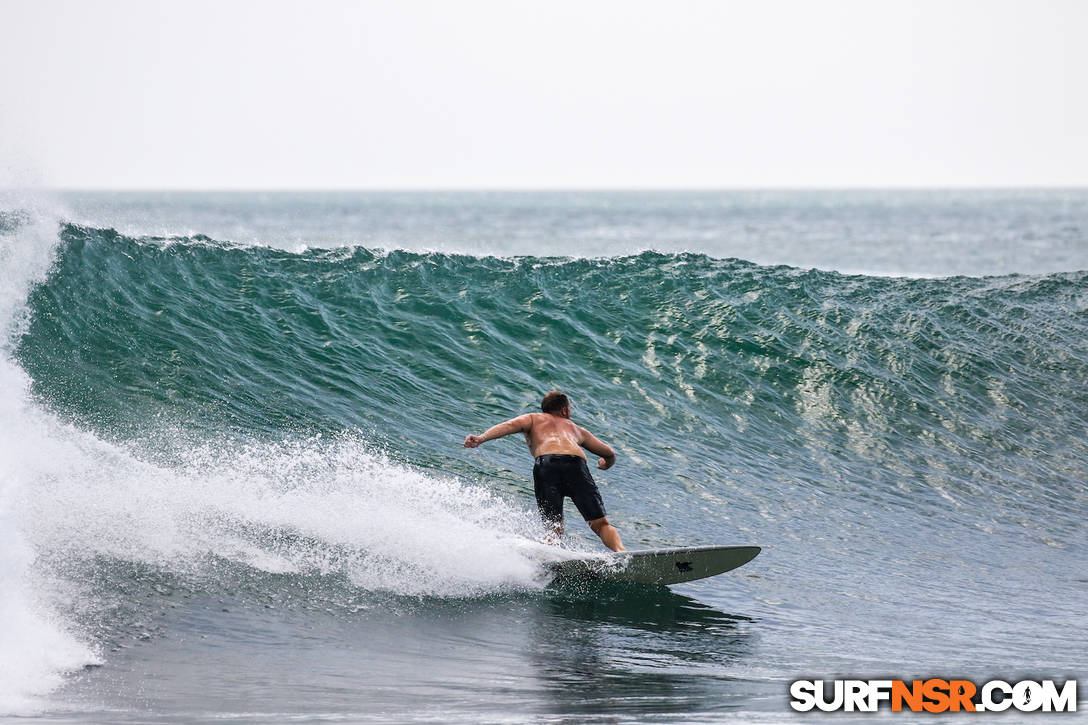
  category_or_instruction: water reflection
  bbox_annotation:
[530,582,757,716]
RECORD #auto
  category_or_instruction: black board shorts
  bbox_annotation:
[532,454,606,524]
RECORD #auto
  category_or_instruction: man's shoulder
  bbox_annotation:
[571,421,595,437]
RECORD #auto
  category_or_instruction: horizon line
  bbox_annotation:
[16,184,1088,194]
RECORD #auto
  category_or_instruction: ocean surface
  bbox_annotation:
[1,190,1086,722]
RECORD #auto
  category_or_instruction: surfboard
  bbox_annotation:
[546,545,760,586]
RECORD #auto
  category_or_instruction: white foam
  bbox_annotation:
[0,191,63,345]
[0,190,101,715]
[0,428,102,714]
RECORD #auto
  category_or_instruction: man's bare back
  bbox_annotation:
[462,391,623,551]
[523,412,586,457]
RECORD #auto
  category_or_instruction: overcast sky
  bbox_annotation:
[1,0,1085,189]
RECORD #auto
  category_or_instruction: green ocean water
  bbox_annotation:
[2,192,1087,722]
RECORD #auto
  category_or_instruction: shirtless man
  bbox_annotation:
[463,391,624,551]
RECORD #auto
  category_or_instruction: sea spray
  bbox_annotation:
[21,434,549,599]
[0,193,101,714]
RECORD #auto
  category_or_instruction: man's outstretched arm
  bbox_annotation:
[463,415,532,448]
[579,428,616,470]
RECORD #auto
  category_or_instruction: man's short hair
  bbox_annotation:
[541,391,569,413]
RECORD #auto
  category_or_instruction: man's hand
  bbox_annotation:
[597,456,615,470]
[463,434,483,448]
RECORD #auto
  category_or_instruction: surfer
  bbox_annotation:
[463,391,625,551]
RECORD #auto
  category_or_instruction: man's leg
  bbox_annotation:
[534,463,565,545]
[588,517,624,552]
